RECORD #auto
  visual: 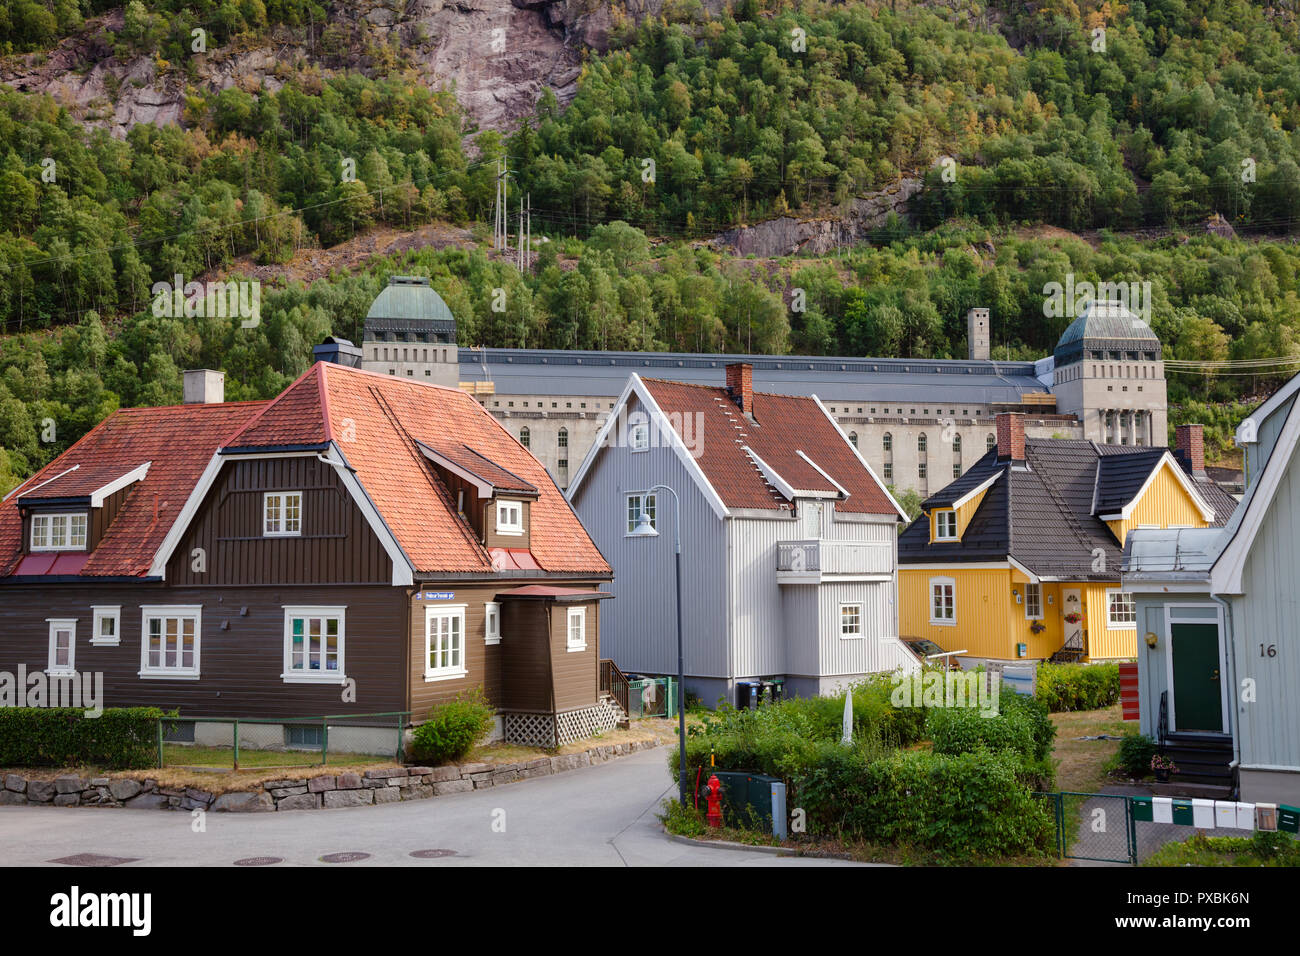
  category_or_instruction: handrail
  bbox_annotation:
[599,659,631,717]
[1157,690,1168,744]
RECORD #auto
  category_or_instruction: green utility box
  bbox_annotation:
[1171,799,1195,825]
[1278,804,1300,834]
[1130,796,1154,822]
[698,770,780,831]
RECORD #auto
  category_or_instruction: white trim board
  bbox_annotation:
[1097,453,1215,523]
[810,395,908,520]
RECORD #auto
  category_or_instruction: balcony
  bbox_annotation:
[776,539,893,584]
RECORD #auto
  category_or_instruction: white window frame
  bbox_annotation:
[626,492,657,535]
[1106,589,1136,629]
[424,604,468,681]
[263,491,303,537]
[139,605,202,680]
[495,500,524,536]
[46,618,77,674]
[929,577,956,626]
[629,422,650,451]
[934,510,958,540]
[485,602,501,645]
[90,605,121,646]
[30,512,88,551]
[281,606,347,684]
[1024,583,1043,620]
[839,603,864,640]
[567,606,587,652]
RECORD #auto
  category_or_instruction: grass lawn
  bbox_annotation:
[1049,703,1129,792]
[160,743,385,770]
[1142,831,1300,867]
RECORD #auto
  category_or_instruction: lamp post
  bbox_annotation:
[629,483,687,805]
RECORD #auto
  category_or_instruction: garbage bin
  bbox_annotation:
[735,681,760,709]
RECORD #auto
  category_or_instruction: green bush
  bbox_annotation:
[1117,731,1157,778]
[800,749,1056,861]
[0,708,162,769]
[1036,662,1121,712]
[410,691,494,764]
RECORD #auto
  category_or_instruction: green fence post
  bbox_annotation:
[156,718,164,770]
[396,714,404,764]
[233,720,240,771]
[322,718,329,766]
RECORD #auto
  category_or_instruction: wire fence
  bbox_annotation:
[157,712,411,771]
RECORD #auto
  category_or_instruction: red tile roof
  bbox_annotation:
[642,378,899,516]
[222,363,609,575]
[0,363,609,579]
[0,402,270,577]
[16,462,147,501]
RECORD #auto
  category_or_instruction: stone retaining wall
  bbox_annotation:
[0,738,660,812]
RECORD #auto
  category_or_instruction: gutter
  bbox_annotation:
[1210,593,1242,777]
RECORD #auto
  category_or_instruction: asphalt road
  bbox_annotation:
[0,747,858,867]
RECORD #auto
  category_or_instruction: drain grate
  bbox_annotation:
[320,851,371,863]
[48,854,139,867]
[409,849,457,859]
[234,857,283,866]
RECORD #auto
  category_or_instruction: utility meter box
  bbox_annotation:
[1171,799,1195,826]
[1278,804,1300,834]
[1213,801,1237,829]
[1152,797,1173,824]
[1235,803,1256,830]
[1192,799,1216,828]
[1130,796,1154,822]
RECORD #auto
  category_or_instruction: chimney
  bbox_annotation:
[725,363,753,418]
[313,336,363,368]
[967,307,990,361]
[996,412,1025,462]
[183,369,225,404]
[1175,423,1205,475]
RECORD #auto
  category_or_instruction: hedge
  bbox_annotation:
[0,708,162,769]
[409,691,494,764]
[1035,662,1122,712]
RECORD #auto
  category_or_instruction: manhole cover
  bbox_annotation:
[409,849,457,859]
[48,854,139,867]
[234,857,283,866]
[320,851,371,863]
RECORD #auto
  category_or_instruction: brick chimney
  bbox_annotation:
[996,412,1025,462]
[725,363,753,418]
[1175,423,1205,475]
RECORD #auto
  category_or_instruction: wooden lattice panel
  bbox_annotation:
[504,712,556,749]
[555,701,621,746]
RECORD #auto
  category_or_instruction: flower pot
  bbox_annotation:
[1154,769,1170,782]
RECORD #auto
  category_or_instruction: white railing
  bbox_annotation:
[776,539,892,577]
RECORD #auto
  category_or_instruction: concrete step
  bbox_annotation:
[1150,780,1235,800]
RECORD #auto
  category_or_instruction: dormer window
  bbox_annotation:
[31,513,87,551]
[264,491,302,536]
[629,422,650,450]
[934,510,958,541]
[496,500,524,535]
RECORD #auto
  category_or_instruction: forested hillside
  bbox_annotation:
[2,0,1300,484]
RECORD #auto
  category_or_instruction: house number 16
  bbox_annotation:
[1260,644,1277,658]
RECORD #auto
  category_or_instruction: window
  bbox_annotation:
[849,431,858,448]
[839,603,863,639]
[934,510,957,540]
[139,606,201,679]
[630,422,650,450]
[918,434,928,452]
[567,606,587,652]
[47,619,76,674]
[496,500,524,534]
[485,602,501,645]
[263,492,302,536]
[883,462,893,481]
[953,435,962,454]
[918,463,927,479]
[953,463,962,479]
[520,427,530,448]
[286,725,323,748]
[90,606,121,646]
[558,428,568,450]
[425,605,467,680]
[929,578,956,625]
[627,493,657,533]
[883,432,893,452]
[282,607,345,683]
[1106,590,1136,628]
[30,513,87,551]
[987,434,996,451]
[1024,583,1042,619]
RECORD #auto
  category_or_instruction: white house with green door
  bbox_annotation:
[1123,379,1300,806]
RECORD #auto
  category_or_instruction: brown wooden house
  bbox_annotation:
[0,361,618,749]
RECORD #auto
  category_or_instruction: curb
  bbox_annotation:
[664,828,857,861]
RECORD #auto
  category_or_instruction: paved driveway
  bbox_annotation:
[0,748,857,867]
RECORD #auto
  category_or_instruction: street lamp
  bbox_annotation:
[629,483,687,805]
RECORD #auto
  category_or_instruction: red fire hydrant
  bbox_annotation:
[704,774,724,829]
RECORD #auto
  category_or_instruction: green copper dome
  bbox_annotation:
[1056,300,1158,348]
[366,276,455,324]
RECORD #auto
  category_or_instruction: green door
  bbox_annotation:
[1171,623,1223,732]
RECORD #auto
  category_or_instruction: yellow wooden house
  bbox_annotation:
[898,415,1237,664]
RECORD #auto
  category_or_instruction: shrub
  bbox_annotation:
[1117,731,1157,778]
[0,708,162,769]
[926,689,1056,763]
[410,691,494,764]
[1036,662,1121,712]
[800,749,1056,860]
